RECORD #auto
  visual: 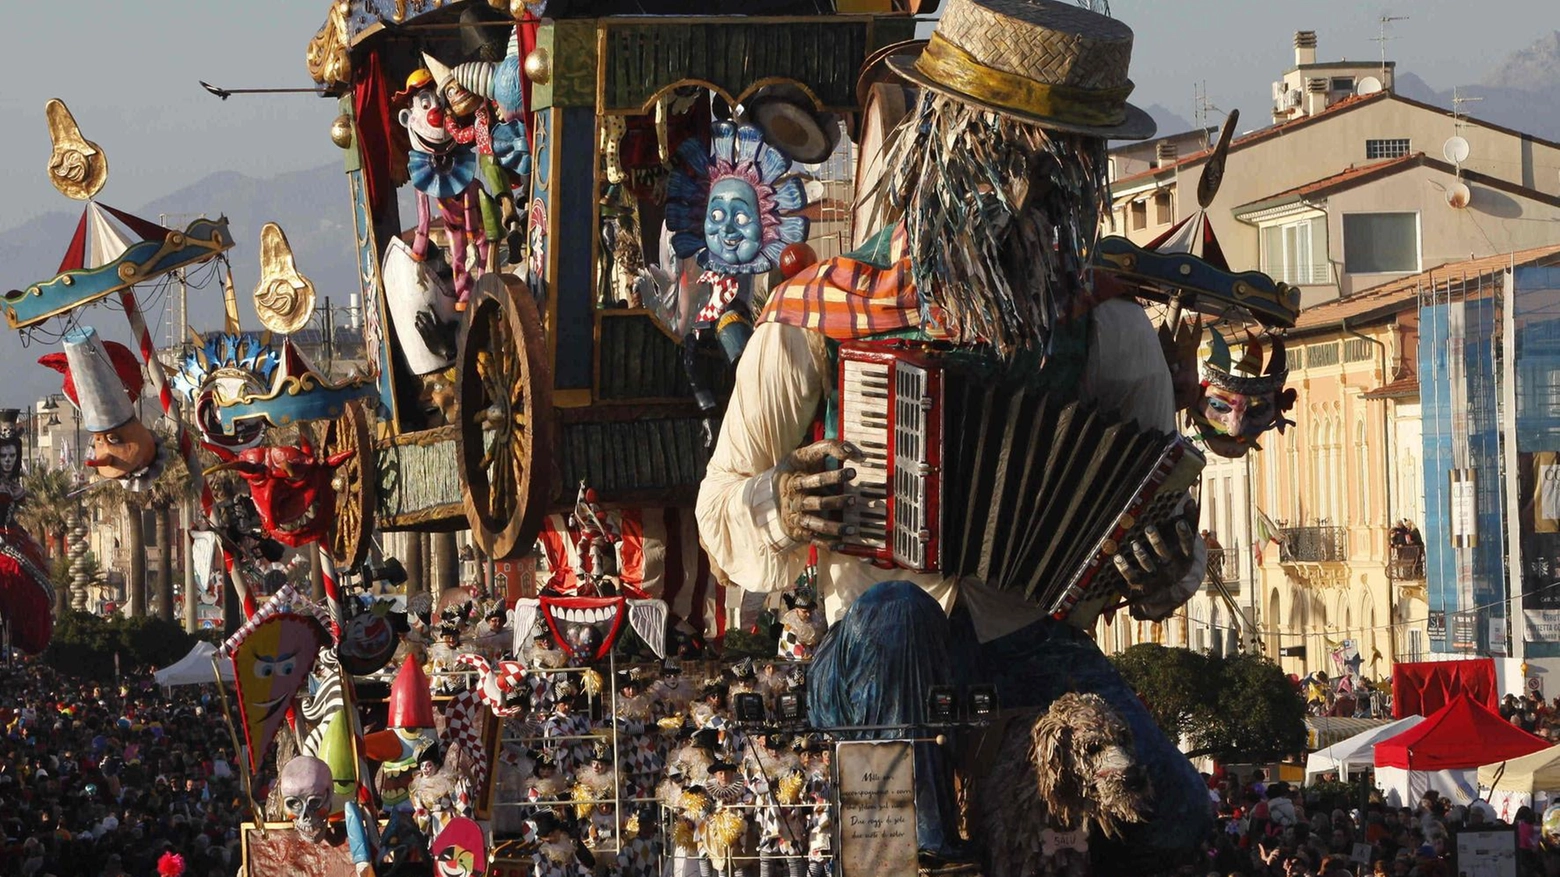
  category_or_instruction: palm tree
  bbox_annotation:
[145,454,195,624]
[89,478,148,618]
[16,466,74,560]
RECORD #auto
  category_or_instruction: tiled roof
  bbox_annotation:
[1110,90,1560,192]
[1110,93,1391,189]
[1362,374,1420,400]
[1236,154,1560,215]
[1292,244,1560,333]
[1234,153,1426,213]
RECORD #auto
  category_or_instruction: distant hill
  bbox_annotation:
[1141,103,1197,140]
[1394,31,1560,145]
[1483,30,1560,93]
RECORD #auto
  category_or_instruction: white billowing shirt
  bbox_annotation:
[696,298,1198,643]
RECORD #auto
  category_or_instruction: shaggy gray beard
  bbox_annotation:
[868,92,1110,357]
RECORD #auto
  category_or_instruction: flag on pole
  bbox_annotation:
[1252,508,1285,566]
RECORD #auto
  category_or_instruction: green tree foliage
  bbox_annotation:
[1110,643,1214,743]
[1112,644,1307,762]
[43,610,199,680]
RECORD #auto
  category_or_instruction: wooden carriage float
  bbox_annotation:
[306,0,922,570]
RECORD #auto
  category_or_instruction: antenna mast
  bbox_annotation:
[1374,14,1408,88]
[1452,86,1483,135]
[1193,81,1225,149]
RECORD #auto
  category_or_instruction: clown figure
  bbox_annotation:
[396,68,489,309]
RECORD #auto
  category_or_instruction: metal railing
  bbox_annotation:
[1280,526,1348,563]
[1388,544,1425,581]
[1204,548,1238,592]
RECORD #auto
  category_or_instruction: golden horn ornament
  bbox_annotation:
[45,99,109,200]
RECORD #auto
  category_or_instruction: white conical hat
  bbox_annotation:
[422,52,455,91]
[63,326,136,433]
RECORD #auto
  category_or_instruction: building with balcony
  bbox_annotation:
[1095,29,1560,687]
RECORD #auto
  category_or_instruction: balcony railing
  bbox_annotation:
[1205,548,1231,581]
[1388,544,1425,581]
[1281,526,1348,563]
[1205,548,1234,585]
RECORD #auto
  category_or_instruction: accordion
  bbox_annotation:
[837,340,1205,618]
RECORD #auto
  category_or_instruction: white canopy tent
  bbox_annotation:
[1305,715,1425,784]
[153,640,234,688]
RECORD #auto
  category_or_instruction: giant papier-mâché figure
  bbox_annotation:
[695,0,1213,871]
[39,326,165,489]
[207,432,353,548]
[1189,329,1295,459]
[0,412,54,655]
[666,121,810,444]
[396,68,490,309]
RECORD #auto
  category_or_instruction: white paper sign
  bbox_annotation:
[836,741,918,877]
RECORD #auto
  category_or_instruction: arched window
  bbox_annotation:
[1309,416,1323,523]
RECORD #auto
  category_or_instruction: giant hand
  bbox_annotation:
[775,439,862,547]
[1117,501,1204,622]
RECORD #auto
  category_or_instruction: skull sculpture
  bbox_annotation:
[278,755,334,843]
[206,432,353,547]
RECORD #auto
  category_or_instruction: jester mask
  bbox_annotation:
[224,591,330,772]
[207,432,353,547]
[1189,330,1295,459]
[431,816,488,877]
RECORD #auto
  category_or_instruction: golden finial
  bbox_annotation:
[45,99,109,200]
[252,223,316,335]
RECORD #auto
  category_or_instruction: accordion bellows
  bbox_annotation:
[838,340,1204,618]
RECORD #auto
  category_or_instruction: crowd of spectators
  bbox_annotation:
[1498,693,1560,741]
[0,659,248,877]
[1183,768,1552,877]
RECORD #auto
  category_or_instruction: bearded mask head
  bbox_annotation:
[278,756,334,842]
[872,92,1110,357]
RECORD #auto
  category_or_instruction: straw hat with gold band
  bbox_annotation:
[886,0,1156,141]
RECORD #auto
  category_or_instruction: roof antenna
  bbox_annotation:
[1373,14,1408,90]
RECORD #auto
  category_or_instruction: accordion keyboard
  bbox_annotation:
[839,357,891,552]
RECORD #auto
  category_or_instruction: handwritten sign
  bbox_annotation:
[836,741,917,877]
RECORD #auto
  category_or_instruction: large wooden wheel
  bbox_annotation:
[316,399,375,572]
[457,273,555,560]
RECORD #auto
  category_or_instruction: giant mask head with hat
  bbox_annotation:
[39,326,162,486]
[876,0,1155,357]
[1190,329,1295,458]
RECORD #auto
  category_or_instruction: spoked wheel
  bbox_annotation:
[456,273,555,560]
[315,399,374,572]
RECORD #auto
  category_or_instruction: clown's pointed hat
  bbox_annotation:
[387,654,436,729]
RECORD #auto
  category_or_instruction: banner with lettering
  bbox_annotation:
[836,741,917,877]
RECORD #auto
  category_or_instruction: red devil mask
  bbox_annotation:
[206,433,352,547]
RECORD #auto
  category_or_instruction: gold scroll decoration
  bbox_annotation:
[45,99,108,201]
[253,223,316,335]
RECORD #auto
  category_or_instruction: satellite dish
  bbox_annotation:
[1447,181,1472,209]
[1444,136,1471,165]
[1357,76,1384,96]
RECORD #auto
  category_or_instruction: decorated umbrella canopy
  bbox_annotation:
[4,200,233,330]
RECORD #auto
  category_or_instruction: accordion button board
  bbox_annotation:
[834,339,1206,618]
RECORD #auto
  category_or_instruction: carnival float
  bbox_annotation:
[3,0,1310,875]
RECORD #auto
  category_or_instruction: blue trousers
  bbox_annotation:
[807,581,1212,863]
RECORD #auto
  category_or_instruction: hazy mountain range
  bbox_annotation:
[2,31,1559,404]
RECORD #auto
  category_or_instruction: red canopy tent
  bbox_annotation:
[1391,657,1497,719]
[1375,694,1547,771]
